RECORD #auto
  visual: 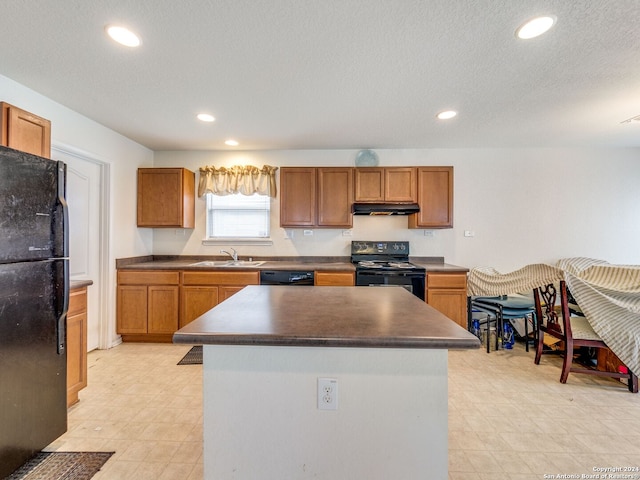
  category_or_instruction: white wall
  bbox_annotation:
[153,148,640,271]
[1,74,154,346]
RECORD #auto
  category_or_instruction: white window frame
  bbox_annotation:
[201,192,273,246]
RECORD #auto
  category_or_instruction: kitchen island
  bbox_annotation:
[173,285,479,479]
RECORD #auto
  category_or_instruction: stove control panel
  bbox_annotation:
[351,241,409,255]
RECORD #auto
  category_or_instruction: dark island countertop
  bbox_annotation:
[116,255,468,273]
[173,285,480,350]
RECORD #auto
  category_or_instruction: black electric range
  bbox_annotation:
[351,241,426,300]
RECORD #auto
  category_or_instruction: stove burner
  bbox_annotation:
[387,262,415,269]
[358,261,383,268]
[356,260,421,270]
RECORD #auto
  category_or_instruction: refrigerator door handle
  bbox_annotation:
[57,259,69,355]
[55,161,69,355]
[57,161,69,258]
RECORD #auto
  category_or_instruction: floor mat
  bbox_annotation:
[177,345,202,365]
[6,452,113,480]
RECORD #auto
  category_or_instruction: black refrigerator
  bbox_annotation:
[0,145,69,477]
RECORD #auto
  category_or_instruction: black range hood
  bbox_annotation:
[352,203,420,216]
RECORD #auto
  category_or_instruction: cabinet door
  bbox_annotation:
[117,285,148,334]
[220,286,245,302]
[385,168,416,202]
[137,168,195,228]
[1,102,51,158]
[67,287,87,407]
[317,168,353,227]
[66,311,87,406]
[354,168,384,202]
[181,286,219,328]
[426,272,467,328]
[148,286,180,333]
[409,167,453,228]
[315,271,355,286]
[280,168,317,227]
[426,289,467,329]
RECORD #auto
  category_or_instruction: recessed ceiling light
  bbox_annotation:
[197,113,215,122]
[105,25,141,47]
[516,16,556,40]
[436,110,457,120]
[225,140,239,146]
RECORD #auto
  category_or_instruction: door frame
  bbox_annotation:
[51,142,112,350]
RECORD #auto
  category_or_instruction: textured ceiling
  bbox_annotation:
[1,0,639,151]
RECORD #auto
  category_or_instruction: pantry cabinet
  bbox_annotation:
[425,272,467,328]
[280,167,353,228]
[117,271,180,341]
[1,102,51,158]
[354,167,416,203]
[137,168,195,228]
[409,167,453,229]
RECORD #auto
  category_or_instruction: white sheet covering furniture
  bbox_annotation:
[557,257,640,378]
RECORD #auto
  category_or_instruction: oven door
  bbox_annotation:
[356,271,425,301]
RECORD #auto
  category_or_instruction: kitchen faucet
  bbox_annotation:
[220,248,238,262]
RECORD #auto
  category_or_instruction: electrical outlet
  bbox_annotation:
[303,230,313,236]
[317,377,338,410]
[424,230,435,237]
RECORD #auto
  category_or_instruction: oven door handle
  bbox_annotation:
[357,270,423,277]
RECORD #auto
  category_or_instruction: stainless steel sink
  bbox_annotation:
[189,260,265,267]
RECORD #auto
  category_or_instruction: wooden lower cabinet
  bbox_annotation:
[315,271,355,286]
[117,271,180,341]
[181,286,219,329]
[67,286,88,407]
[180,271,260,329]
[425,272,468,328]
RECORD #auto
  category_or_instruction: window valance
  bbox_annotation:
[198,165,278,198]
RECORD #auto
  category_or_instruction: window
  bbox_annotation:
[205,192,270,240]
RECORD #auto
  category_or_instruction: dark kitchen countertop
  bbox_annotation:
[173,285,480,350]
[70,279,93,289]
[116,255,468,273]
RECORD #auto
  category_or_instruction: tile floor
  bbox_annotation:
[45,341,640,479]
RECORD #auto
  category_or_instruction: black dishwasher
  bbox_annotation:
[259,270,314,285]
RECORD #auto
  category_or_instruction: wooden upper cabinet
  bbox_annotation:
[408,167,453,229]
[354,167,416,203]
[280,167,316,227]
[137,168,195,228]
[1,102,51,158]
[280,167,352,228]
[354,168,384,201]
[317,168,353,227]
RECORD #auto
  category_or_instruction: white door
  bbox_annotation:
[52,146,105,351]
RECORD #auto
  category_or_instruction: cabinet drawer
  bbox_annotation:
[182,271,260,285]
[118,270,180,285]
[427,273,467,289]
[68,287,87,316]
[315,272,355,286]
